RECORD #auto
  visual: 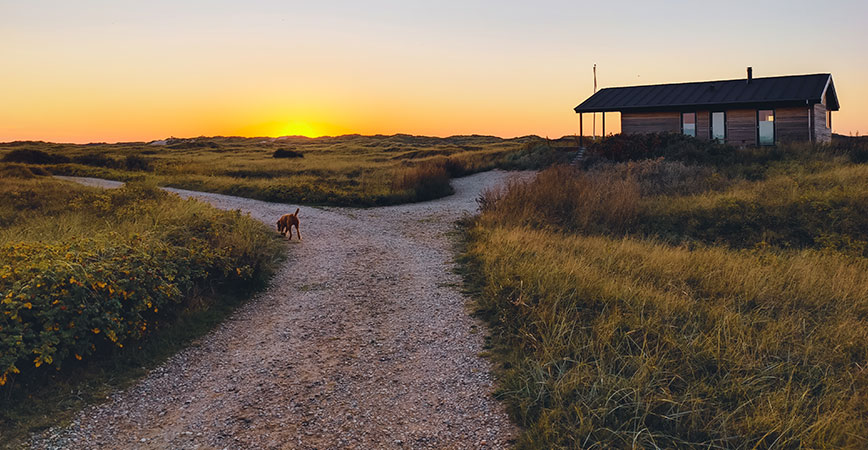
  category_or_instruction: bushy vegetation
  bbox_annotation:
[461,139,868,448]
[0,177,283,382]
[0,175,284,442]
[586,132,734,164]
[2,148,153,171]
[272,148,304,158]
[0,135,570,207]
[586,132,868,170]
[481,160,868,255]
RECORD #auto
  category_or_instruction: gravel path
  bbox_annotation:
[34,171,530,449]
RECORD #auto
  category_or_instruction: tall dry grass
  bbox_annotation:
[479,165,640,233]
[391,162,453,201]
[463,148,868,448]
[464,226,868,448]
[479,160,868,254]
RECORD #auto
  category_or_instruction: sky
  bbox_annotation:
[1,0,866,143]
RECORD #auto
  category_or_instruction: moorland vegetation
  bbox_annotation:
[0,134,570,206]
[461,133,868,448]
[0,174,284,445]
[0,133,568,446]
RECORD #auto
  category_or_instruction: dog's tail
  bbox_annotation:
[295,208,300,216]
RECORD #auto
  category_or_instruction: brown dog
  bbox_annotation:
[277,208,301,240]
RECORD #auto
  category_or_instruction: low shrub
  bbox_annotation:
[0,179,284,387]
[588,158,728,196]
[586,132,734,163]
[123,154,153,171]
[832,134,868,163]
[0,164,49,179]
[272,148,304,159]
[72,152,117,168]
[1,149,70,165]
[641,165,868,254]
[497,140,574,170]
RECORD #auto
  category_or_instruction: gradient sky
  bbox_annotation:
[1,0,866,143]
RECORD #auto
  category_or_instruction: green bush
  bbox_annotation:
[0,179,284,386]
[272,148,304,158]
[586,132,734,164]
[1,149,70,165]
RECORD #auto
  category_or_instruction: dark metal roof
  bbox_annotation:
[574,73,839,113]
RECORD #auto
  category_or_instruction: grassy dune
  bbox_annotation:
[462,139,868,448]
[0,134,570,206]
[0,174,284,445]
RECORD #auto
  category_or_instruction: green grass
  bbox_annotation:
[0,134,571,206]
[0,174,285,447]
[461,139,868,448]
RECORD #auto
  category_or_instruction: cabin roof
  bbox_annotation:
[574,73,839,113]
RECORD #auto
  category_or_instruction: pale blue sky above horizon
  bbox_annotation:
[1,0,866,142]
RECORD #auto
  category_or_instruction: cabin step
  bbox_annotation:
[570,147,586,166]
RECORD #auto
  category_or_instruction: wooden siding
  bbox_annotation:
[775,107,810,143]
[621,112,680,135]
[616,107,823,145]
[725,109,756,146]
[696,111,710,140]
[813,103,831,143]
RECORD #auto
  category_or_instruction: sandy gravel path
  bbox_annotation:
[34,171,529,449]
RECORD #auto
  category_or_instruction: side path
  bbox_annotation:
[35,170,530,449]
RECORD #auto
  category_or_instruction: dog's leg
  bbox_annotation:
[295,224,301,240]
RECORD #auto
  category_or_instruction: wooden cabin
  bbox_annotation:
[574,68,839,146]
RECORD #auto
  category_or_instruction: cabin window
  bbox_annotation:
[682,113,696,137]
[711,112,725,142]
[758,109,775,146]
[826,110,832,129]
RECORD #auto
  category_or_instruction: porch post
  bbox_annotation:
[602,112,606,139]
[579,113,583,147]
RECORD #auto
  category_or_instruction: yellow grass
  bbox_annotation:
[466,226,868,448]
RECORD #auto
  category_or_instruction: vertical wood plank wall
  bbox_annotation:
[621,112,680,134]
[813,104,831,143]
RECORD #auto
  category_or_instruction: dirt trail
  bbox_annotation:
[35,171,529,449]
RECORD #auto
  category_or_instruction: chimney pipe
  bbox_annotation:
[747,67,753,84]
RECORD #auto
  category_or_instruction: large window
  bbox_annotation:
[711,112,725,142]
[758,110,775,146]
[682,113,696,137]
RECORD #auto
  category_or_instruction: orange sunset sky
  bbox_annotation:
[1,1,866,143]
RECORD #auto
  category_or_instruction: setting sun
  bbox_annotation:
[275,121,321,138]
